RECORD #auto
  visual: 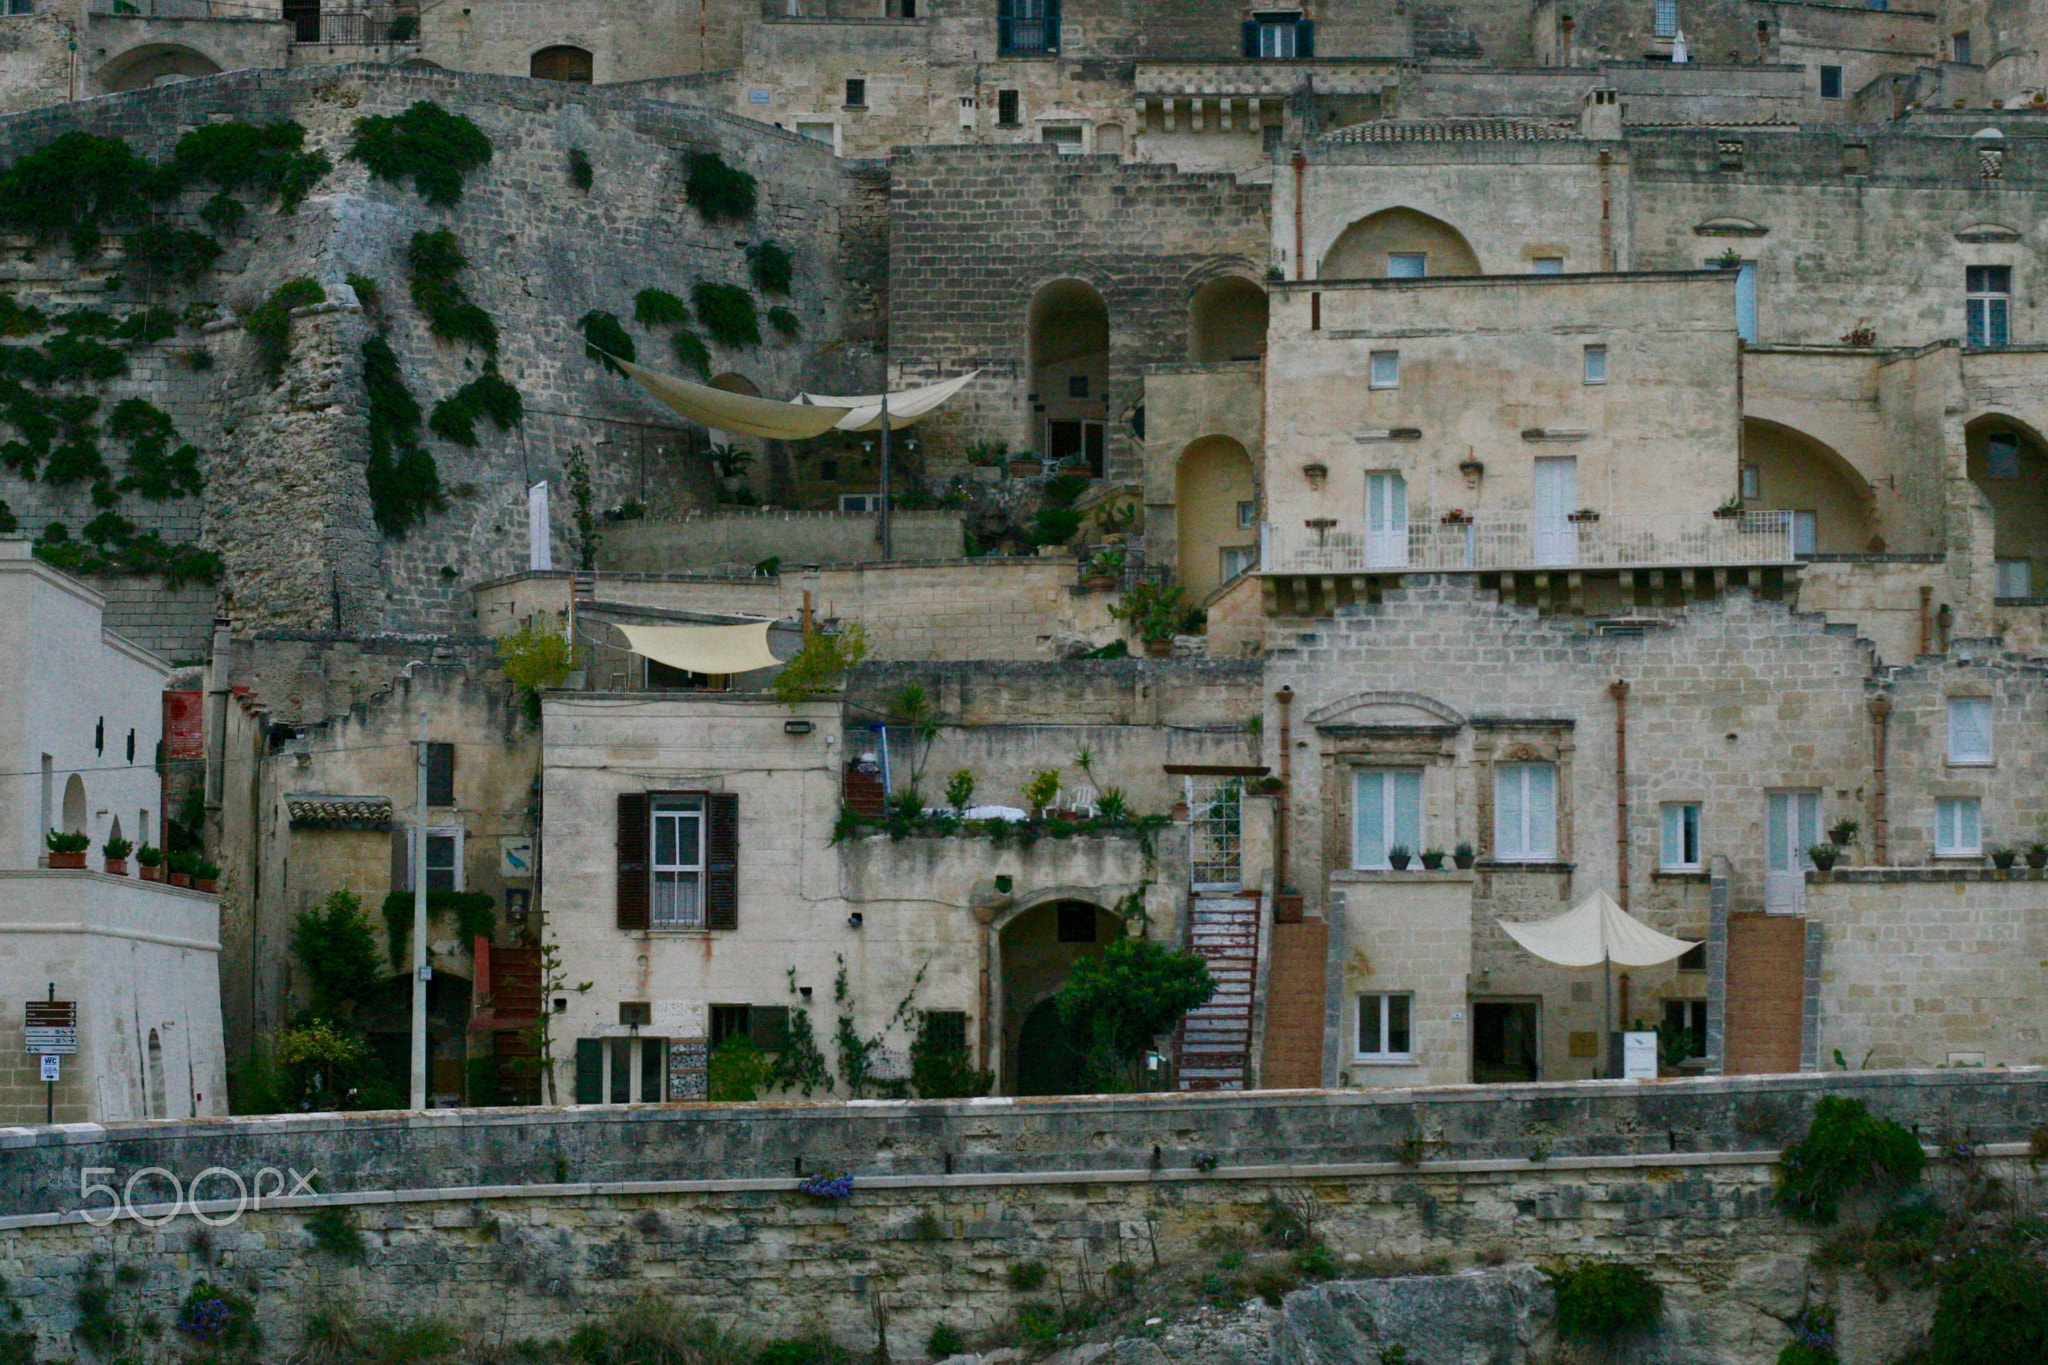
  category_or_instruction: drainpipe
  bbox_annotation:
[1291,152,1308,281]
[1274,687,1293,909]
[204,615,231,822]
[1869,693,1892,866]
[1597,151,1614,272]
[1918,585,1932,657]
[1608,679,1630,909]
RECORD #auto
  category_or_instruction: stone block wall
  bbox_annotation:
[599,509,964,570]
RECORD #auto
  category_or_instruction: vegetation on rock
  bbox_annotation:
[683,151,756,223]
[362,335,444,536]
[350,101,493,206]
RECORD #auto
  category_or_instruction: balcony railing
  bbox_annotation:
[1259,511,1796,575]
[285,7,419,43]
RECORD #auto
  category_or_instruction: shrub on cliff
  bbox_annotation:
[350,101,493,206]
[683,151,756,223]
[1544,1260,1663,1343]
[1775,1096,1926,1225]
[1927,1242,2048,1365]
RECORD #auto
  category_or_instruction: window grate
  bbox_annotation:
[1187,776,1243,888]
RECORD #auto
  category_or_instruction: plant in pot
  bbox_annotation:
[2027,841,2048,871]
[166,850,196,888]
[1453,841,1476,870]
[136,844,164,882]
[1990,846,2018,871]
[1420,847,1447,871]
[1806,843,1839,873]
[1084,547,1124,591]
[1111,580,1186,657]
[1827,820,1860,859]
[1387,844,1414,871]
[102,835,133,876]
[1249,775,1285,796]
[195,859,222,893]
[1714,495,1745,520]
[45,829,89,869]
[709,443,753,494]
[1022,768,1061,821]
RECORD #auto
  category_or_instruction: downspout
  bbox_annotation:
[1608,679,1630,908]
[1869,693,1892,866]
[1274,687,1293,909]
[204,615,231,823]
[1918,585,1932,657]
[1597,151,1614,272]
[1291,152,1308,281]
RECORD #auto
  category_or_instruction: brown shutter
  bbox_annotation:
[391,829,410,893]
[426,742,456,807]
[616,793,650,931]
[704,792,739,930]
[751,1005,789,1052]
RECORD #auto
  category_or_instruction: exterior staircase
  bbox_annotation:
[1175,894,1260,1090]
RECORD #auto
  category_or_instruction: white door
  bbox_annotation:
[1366,471,1408,568]
[1765,789,1819,914]
[1532,456,1578,566]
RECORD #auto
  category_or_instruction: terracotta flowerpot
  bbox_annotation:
[195,878,218,893]
[1084,574,1117,591]
[48,851,86,869]
[104,859,127,876]
[169,872,192,888]
[139,865,163,882]
[1143,638,1173,658]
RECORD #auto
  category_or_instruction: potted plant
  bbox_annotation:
[1453,841,1476,870]
[1111,580,1186,658]
[1568,507,1601,524]
[1420,847,1447,871]
[1022,769,1061,820]
[1714,495,1746,519]
[1806,843,1839,873]
[166,850,196,888]
[136,844,164,882]
[1083,547,1124,591]
[102,835,133,876]
[1991,846,2018,871]
[2027,842,2048,871]
[710,443,753,494]
[1387,844,1413,871]
[195,859,222,893]
[965,439,1009,471]
[1828,819,1860,849]
[45,829,89,869]
[1248,775,1285,796]
[1439,509,1473,526]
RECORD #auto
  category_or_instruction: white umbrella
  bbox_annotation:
[1498,889,1697,1075]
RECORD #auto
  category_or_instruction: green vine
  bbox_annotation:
[682,151,756,223]
[109,399,203,500]
[0,131,158,259]
[767,306,800,338]
[769,967,832,1095]
[33,515,220,586]
[406,229,497,356]
[349,101,493,207]
[693,282,759,348]
[0,295,43,337]
[633,288,689,327]
[564,446,599,569]
[578,310,635,377]
[746,240,792,294]
[1775,1096,1926,1225]
[246,277,325,379]
[124,224,221,283]
[671,328,711,377]
[428,370,523,445]
[568,147,593,191]
[170,119,331,213]
[362,335,443,536]
[379,890,496,970]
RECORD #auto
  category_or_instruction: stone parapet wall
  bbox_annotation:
[599,509,964,571]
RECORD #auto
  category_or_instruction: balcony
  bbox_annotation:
[1257,511,1799,616]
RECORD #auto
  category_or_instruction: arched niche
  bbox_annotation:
[1966,414,2048,596]
[61,773,86,835]
[531,45,594,83]
[1028,279,1109,474]
[1320,207,1480,281]
[997,898,1123,1096]
[1189,276,1268,364]
[98,44,222,94]
[1175,435,1256,601]
[1741,418,1875,556]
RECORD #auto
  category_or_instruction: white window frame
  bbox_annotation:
[1257,18,1299,58]
[1947,696,1992,766]
[1386,253,1427,279]
[1493,761,1558,862]
[1967,266,2010,349]
[1935,796,1981,858]
[1740,464,1761,500]
[1236,500,1257,529]
[1660,802,1702,871]
[1369,350,1400,389]
[650,795,706,929]
[1996,559,2032,598]
[1355,991,1414,1060]
[1583,344,1608,385]
[1766,789,1821,872]
[1220,544,1257,582]
[1042,125,1085,155]
[1532,256,1565,274]
[406,826,466,892]
[1351,767,1424,869]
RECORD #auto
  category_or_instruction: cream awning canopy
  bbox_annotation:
[616,621,782,676]
[607,353,978,441]
[1497,889,1698,969]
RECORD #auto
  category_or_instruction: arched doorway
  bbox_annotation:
[1320,207,1481,280]
[1967,415,2048,597]
[1189,277,1268,363]
[1175,435,1256,600]
[999,898,1124,1095]
[1028,280,1109,475]
[98,45,222,94]
[531,45,594,82]
[1741,418,1874,556]
[61,773,86,834]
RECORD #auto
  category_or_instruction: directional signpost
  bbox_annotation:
[25,994,76,1123]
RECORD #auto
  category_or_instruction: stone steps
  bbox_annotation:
[1175,894,1261,1092]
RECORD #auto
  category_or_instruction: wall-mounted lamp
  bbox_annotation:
[994,874,1013,894]
[1302,462,1328,490]
[1459,457,1485,487]
[847,912,865,930]
[784,719,815,735]
[799,985,814,1000]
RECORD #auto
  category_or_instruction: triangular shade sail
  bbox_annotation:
[609,354,977,441]
[616,622,781,676]
[1497,889,1697,969]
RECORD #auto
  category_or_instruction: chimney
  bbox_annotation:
[1580,87,1622,139]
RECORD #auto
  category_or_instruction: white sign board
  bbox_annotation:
[39,1055,59,1082]
[1622,1031,1659,1081]
[499,836,535,880]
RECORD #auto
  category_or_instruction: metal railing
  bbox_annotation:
[286,7,418,44]
[1259,510,1796,574]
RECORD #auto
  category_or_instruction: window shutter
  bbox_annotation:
[1495,766,1524,858]
[1352,769,1383,867]
[391,829,410,892]
[1529,765,1557,859]
[1242,19,1259,56]
[616,793,650,931]
[1392,770,1423,851]
[751,1005,790,1051]
[704,792,740,930]
[426,742,455,806]
[1296,20,1314,56]
[1661,804,1681,867]
[1961,798,1980,851]
[574,1038,603,1104]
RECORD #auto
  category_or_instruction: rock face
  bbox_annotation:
[1276,1269,1552,1365]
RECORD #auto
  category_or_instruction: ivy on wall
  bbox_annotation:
[350,101,493,207]
[428,371,523,446]
[362,336,443,536]
[407,229,498,357]
[578,310,635,377]
[683,152,756,223]
[245,278,326,379]
[108,399,203,500]
[34,514,219,586]
[746,240,792,295]
[692,283,759,348]
[170,120,332,214]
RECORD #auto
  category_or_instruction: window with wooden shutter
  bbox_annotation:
[426,742,455,806]
[751,1005,790,1051]
[704,792,739,930]
[574,1038,603,1103]
[616,793,650,931]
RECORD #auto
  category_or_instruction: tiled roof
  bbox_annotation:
[1322,117,1578,144]
[287,795,395,830]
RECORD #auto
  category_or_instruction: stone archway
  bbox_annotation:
[1741,418,1875,556]
[1967,414,2048,596]
[1320,207,1481,280]
[997,897,1124,1096]
[1175,435,1256,600]
[97,44,222,94]
[1189,276,1267,363]
[1028,279,1109,474]
[531,45,594,83]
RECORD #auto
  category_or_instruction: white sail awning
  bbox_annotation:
[616,622,782,676]
[1497,889,1697,969]
[607,353,978,440]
